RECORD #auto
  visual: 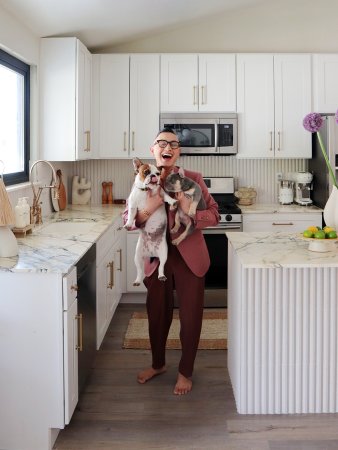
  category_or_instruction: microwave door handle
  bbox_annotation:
[215,122,219,153]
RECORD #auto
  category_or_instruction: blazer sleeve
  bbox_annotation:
[191,172,220,230]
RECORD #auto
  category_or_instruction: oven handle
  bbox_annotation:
[203,225,242,234]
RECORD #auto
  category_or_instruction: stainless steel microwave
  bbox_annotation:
[159,113,237,155]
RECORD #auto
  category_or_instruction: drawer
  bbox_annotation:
[96,216,123,262]
[243,213,322,233]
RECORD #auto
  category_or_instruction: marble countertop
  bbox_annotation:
[240,203,323,214]
[0,205,124,274]
[227,231,338,268]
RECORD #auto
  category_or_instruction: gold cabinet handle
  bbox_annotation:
[132,131,135,151]
[117,249,122,271]
[193,86,197,105]
[277,131,281,151]
[107,261,114,289]
[70,284,78,292]
[84,130,90,152]
[270,131,273,151]
[124,132,127,151]
[272,222,294,226]
[201,86,206,104]
[76,313,83,351]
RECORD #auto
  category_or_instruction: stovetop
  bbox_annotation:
[213,193,242,224]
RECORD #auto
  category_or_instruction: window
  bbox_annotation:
[0,49,30,185]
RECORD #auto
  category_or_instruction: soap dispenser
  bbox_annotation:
[21,197,30,226]
[15,198,25,228]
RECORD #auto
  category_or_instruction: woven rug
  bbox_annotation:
[123,309,227,350]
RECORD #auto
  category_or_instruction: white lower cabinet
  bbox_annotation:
[243,212,322,232]
[126,231,147,293]
[62,266,78,424]
[96,217,125,348]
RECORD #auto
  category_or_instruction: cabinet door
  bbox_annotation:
[126,231,147,292]
[76,41,92,159]
[274,54,312,159]
[237,54,275,158]
[198,54,236,112]
[63,298,78,424]
[161,54,198,112]
[96,54,130,158]
[313,54,338,113]
[130,55,160,159]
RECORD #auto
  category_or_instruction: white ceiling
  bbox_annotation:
[0,0,264,51]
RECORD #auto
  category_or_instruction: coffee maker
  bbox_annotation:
[294,171,313,205]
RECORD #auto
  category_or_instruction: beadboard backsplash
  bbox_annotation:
[7,157,308,216]
[73,156,308,205]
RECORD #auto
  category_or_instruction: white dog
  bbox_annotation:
[124,158,177,285]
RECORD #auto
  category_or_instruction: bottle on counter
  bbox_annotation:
[14,198,26,228]
[21,197,30,226]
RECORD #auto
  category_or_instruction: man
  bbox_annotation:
[124,128,219,395]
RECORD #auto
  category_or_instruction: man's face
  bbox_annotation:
[150,132,181,169]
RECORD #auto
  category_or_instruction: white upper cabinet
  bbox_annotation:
[313,54,338,113]
[40,37,92,161]
[92,54,160,159]
[160,54,236,112]
[237,53,312,158]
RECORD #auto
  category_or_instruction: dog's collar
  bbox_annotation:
[138,186,149,191]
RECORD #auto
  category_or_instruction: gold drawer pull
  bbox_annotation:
[70,284,78,292]
[107,261,114,289]
[76,313,83,351]
[272,222,294,226]
[118,249,122,271]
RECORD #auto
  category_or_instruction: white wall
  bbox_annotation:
[104,0,338,53]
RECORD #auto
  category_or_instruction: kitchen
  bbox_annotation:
[1,0,338,449]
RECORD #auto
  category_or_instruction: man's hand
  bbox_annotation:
[145,186,164,213]
[175,192,193,216]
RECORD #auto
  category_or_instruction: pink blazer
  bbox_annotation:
[123,168,219,278]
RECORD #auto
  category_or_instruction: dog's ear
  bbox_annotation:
[178,167,185,178]
[133,158,142,173]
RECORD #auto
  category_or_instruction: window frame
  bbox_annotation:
[0,48,30,186]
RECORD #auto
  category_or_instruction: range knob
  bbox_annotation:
[225,214,232,222]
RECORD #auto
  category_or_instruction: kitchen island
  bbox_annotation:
[227,231,338,415]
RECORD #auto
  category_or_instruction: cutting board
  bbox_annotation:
[56,169,67,210]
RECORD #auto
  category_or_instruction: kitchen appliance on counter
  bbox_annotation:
[294,171,313,205]
[308,114,338,209]
[278,179,294,205]
[160,113,237,155]
[198,177,242,308]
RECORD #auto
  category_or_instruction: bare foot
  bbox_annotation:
[137,366,166,384]
[173,373,192,395]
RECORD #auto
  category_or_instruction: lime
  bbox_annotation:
[327,230,337,239]
[303,230,314,238]
[314,230,326,239]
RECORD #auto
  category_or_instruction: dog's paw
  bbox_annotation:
[133,281,141,286]
[124,223,133,230]
[158,275,167,282]
[171,238,179,246]
[169,203,177,210]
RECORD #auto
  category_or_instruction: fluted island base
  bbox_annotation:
[227,232,338,414]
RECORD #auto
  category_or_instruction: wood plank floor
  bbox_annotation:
[54,304,338,450]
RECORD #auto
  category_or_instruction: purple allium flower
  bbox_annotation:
[303,113,323,133]
[335,109,338,124]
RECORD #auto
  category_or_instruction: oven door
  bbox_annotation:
[202,224,242,308]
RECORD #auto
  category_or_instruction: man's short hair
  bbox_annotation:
[155,127,177,138]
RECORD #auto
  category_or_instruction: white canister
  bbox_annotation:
[14,198,26,228]
[21,197,30,226]
[279,187,294,204]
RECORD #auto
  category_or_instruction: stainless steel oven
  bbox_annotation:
[203,177,242,308]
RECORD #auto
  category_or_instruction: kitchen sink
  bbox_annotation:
[39,221,95,235]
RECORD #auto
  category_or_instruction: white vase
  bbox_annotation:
[0,226,19,257]
[323,186,338,229]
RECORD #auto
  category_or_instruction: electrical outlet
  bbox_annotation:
[276,172,283,182]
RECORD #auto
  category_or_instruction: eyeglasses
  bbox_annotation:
[155,139,180,149]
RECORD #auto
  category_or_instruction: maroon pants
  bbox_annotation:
[143,244,205,378]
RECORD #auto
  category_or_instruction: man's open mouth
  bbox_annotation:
[161,152,173,160]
